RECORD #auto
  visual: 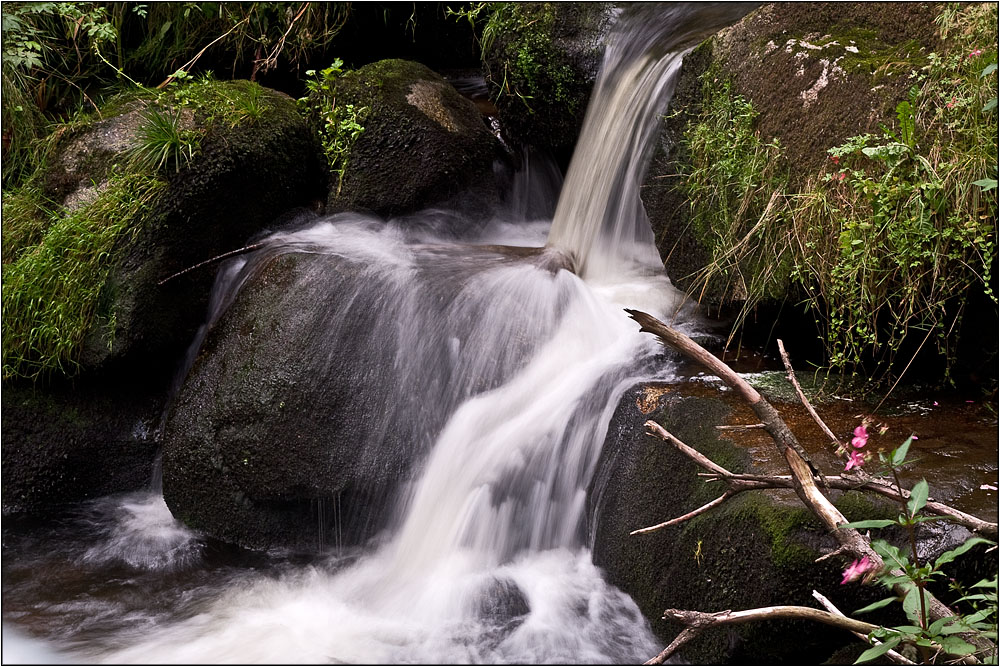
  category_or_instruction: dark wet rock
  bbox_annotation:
[161,242,566,550]
[1,384,160,515]
[482,3,615,161]
[588,383,993,664]
[321,59,503,219]
[642,3,942,307]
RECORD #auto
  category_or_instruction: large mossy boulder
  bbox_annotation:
[642,3,943,308]
[588,385,958,664]
[314,59,504,219]
[482,3,614,161]
[1,80,327,514]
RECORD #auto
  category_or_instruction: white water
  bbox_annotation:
[3,5,757,663]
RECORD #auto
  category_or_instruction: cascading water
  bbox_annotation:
[2,4,756,663]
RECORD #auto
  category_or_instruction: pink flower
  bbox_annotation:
[946,96,956,109]
[851,424,869,448]
[830,155,840,165]
[844,450,866,471]
[837,172,847,182]
[969,49,983,58]
[841,556,874,584]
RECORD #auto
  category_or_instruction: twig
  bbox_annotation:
[811,590,916,665]
[631,492,734,535]
[645,605,883,664]
[777,339,842,452]
[157,16,252,89]
[716,423,766,430]
[253,2,310,78]
[157,242,265,286]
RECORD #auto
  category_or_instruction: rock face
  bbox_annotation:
[482,3,615,161]
[588,384,949,664]
[322,59,503,219]
[641,3,942,305]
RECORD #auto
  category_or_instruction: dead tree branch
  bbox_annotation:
[645,605,883,664]
[157,242,266,286]
[777,338,844,453]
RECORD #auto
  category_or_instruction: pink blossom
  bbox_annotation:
[837,172,847,182]
[946,96,956,109]
[841,556,874,584]
[830,155,840,165]
[851,424,869,448]
[844,450,866,471]
[969,49,983,58]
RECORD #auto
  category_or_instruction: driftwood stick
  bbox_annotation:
[645,606,884,664]
[157,242,266,286]
[716,423,766,430]
[631,492,733,535]
[811,590,916,666]
[777,339,844,452]
[626,309,986,638]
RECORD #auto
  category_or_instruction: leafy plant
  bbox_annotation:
[841,435,998,664]
[299,60,370,194]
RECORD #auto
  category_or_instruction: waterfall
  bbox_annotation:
[548,3,759,280]
[2,5,756,664]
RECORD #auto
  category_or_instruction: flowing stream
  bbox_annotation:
[2,4,755,663]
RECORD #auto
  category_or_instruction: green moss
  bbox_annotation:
[2,169,165,380]
[483,3,581,111]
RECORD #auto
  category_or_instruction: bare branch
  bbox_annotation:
[645,605,882,664]
[631,492,733,535]
[777,339,843,452]
[716,423,766,430]
[157,242,266,286]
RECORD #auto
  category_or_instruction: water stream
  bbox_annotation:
[2,5,756,663]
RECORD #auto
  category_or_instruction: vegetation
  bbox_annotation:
[298,59,369,195]
[2,170,165,380]
[680,3,998,388]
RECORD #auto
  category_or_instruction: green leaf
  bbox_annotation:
[928,615,959,635]
[854,636,901,664]
[891,436,914,467]
[938,636,977,656]
[901,584,923,625]
[981,62,998,78]
[906,479,929,517]
[985,98,998,113]
[855,597,899,614]
[935,537,994,569]
[842,519,897,530]
[973,179,998,191]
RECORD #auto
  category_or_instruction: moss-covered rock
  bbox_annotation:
[482,2,614,161]
[313,59,503,219]
[589,385,915,663]
[1,80,327,514]
[642,3,942,308]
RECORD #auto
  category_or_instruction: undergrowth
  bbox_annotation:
[681,3,998,389]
